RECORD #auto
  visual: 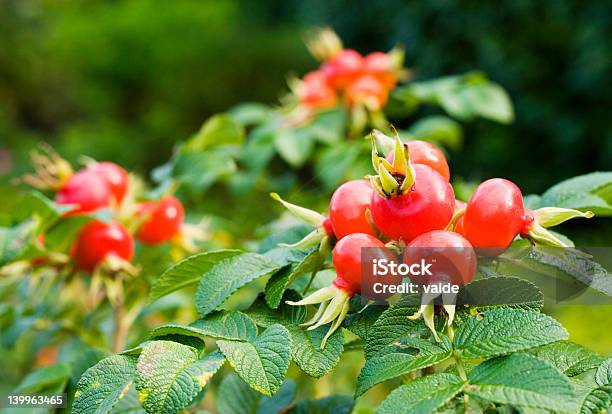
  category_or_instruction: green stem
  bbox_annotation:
[302,270,318,295]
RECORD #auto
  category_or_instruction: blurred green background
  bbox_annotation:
[1,0,610,192]
[0,0,610,407]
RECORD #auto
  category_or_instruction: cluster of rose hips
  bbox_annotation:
[274,130,593,346]
[25,151,186,275]
[295,48,403,115]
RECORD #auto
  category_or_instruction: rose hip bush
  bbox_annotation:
[66,132,612,413]
[1,30,611,414]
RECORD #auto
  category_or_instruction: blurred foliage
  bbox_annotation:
[1,0,610,194]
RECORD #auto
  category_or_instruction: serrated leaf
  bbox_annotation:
[453,308,568,359]
[186,114,245,151]
[540,172,612,216]
[596,359,612,386]
[189,311,258,341]
[265,249,323,308]
[289,395,354,414]
[111,387,145,414]
[578,385,612,414]
[150,250,242,302]
[245,291,307,328]
[287,325,343,378]
[364,305,421,359]
[529,341,605,377]
[171,146,237,192]
[73,355,137,414]
[216,374,295,414]
[377,373,466,414]
[136,342,224,414]
[356,343,452,396]
[217,324,291,396]
[195,252,285,317]
[16,363,71,393]
[468,354,576,412]
[495,245,612,297]
[458,277,544,309]
[343,302,387,341]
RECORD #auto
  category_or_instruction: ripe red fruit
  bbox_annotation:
[73,221,134,273]
[89,162,129,203]
[321,49,364,89]
[137,196,185,245]
[299,71,338,109]
[345,74,388,109]
[370,164,455,242]
[404,230,477,287]
[329,180,376,239]
[454,216,466,237]
[463,178,526,250]
[364,52,397,88]
[56,169,114,215]
[387,141,450,182]
[332,233,398,297]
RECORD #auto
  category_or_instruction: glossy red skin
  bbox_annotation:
[73,221,134,273]
[329,180,376,239]
[322,217,335,238]
[300,71,337,109]
[90,162,129,203]
[387,141,450,182]
[404,230,477,286]
[370,164,455,242]
[321,49,364,89]
[56,169,113,215]
[454,216,466,237]
[345,74,387,109]
[364,52,397,88]
[331,233,399,297]
[463,178,526,251]
[137,196,185,245]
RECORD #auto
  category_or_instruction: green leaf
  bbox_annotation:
[288,395,354,414]
[453,308,568,359]
[274,128,314,168]
[136,342,224,414]
[596,359,612,386]
[460,82,514,123]
[195,252,285,317]
[315,143,361,192]
[377,373,465,414]
[468,354,576,412]
[539,172,612,216]
[287,325,344,378]
[45,215,93,252]
[495,245,612,297]
[578,385,612,414]
[409,116,463,150]
[216,374,295,414]
[150,250,242,302]
[73,355,137,414]
[190,311,258,341]
[171,147,237,192]
[245,291,307,328]
[265,249,323,308]
[458,277,544,309]
[306,107,346,145]
[356,343,452,396]
[16,363,71,393]
[217,324,291,396]
[364,305,421,359]
[0,220,38,266]
[342,302,387,341]
[528,341,605,377]
[241,123,277,170]
[111,387,145,414]
[186,114,245,151]
[228,102,271,126]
